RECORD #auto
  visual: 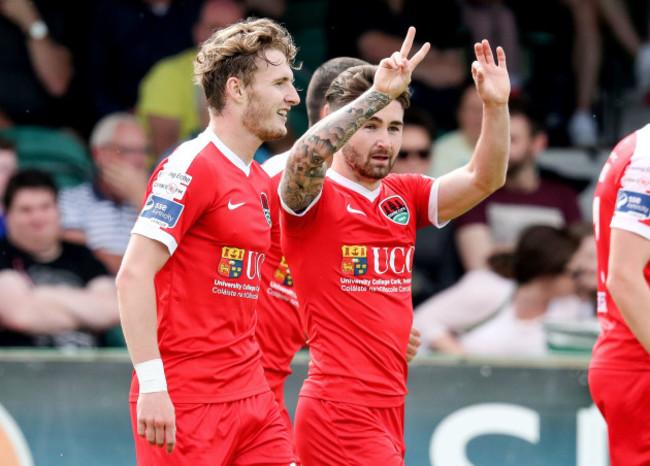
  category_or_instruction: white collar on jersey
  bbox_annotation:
[203,128,252,177]
[326,169,382,202]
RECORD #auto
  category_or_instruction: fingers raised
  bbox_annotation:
[408,42,430,70]
[496,46,507,69]
[474,40,495,66]
[399,26,415,58]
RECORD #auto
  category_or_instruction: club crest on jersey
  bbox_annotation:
[260,192,272,227]
[340,245,368,275]
[218,246,245,278]
[274,256,294,286]
[379,195,409,225]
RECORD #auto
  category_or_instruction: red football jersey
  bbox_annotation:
[281,170,438,407]
[258,152,305,385]
[591,124,650,370]
[129,129,273,403]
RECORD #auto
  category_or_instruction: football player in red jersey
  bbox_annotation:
[279,36,510,465]
[590,125,650,466]
[117,19,430,466]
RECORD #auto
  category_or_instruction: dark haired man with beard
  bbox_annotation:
[454,97,583,271]
[280,38,510,465]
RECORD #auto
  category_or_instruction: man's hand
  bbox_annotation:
[471,40,510,107]
[0,0,40,31]
[406,326,421,363]
[137,392,176,454]
[373,27,430,99]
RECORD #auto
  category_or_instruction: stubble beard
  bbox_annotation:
[342,144,393,181]
[242,92,287,141]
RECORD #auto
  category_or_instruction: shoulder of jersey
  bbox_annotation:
[262,151,290,178]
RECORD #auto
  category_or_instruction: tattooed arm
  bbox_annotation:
[280,26,430,212]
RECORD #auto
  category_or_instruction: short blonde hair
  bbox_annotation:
[194,17,298,112]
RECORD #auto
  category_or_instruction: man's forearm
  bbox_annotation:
[469,103,509,193]
[280,88,391,211]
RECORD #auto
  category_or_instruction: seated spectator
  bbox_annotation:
[428,82,482,177]
[58,113,150,275]
[0,137,18,238]
[414,224,593,356]
[137,0,245,159]
[454,97,583,271]
[392,108,463,304]
[0,169,119,348]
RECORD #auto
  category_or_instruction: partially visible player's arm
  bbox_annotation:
[280,26,429,212]
[607,228,650,354]
[406,326,421,362]
[116,234,176,453]
[437,41,510,223]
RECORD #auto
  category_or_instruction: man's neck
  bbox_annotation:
[331,157,382,192]
[208,114,261,165]
[505,164,540,193]
[11,238,62,263]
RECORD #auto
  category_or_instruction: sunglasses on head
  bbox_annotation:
[397,149,430,160]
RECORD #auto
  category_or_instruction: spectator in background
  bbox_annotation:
[392,107,464,304]
[0,0,73,127]
[87,0,202,119]
[59,113,150,275]
[0,138,18,238]
[414,224,589,356]
[0,169,119,348]
[137,0,245,159]
[429,82,483,178]
[455,97,583,271]
[326,0,470,132]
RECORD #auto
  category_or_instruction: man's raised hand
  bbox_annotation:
[373,26,430,99]
[471,40,510,106]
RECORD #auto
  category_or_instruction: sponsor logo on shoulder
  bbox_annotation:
[152,170,192,200]
[260,192,272,227]
[140,194,184,228]
[379,195,409,225]
[614,189,650,219]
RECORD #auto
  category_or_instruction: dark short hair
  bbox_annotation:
[488,224,580,285]
[3,168,58,212]
[509,95,545,136]
[325,64,411,112]
[306,57,368,126]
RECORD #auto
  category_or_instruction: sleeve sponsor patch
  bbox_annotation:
[151,170,192,200]
[615,189,650,220]
[139,194,184,228]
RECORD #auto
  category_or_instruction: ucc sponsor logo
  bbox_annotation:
[340,245,415,276]
[217,246,265,281]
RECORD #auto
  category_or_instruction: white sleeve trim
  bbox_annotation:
[428,177,450,228]
[611,215,650,241]
[131,220,179,255]
[278,183,323,217]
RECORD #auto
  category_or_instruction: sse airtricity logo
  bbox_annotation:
[615,189,650,219]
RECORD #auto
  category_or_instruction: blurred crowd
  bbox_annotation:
[0,0,641,353]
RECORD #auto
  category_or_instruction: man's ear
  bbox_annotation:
[320,103,330,119]
[531,131,548,155]
[225,77,246,105]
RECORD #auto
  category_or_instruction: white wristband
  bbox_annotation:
[134,359,168,394]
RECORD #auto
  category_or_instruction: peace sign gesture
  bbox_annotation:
[373,26,430,99]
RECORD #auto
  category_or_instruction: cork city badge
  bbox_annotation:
[379,195,409,225]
